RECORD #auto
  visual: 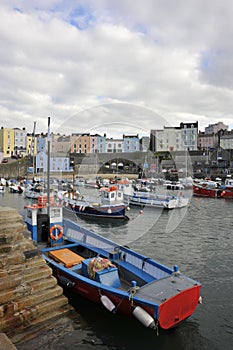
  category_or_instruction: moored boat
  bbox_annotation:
[123,191,189,209]
[24,198,202,331]
[58,185,129,220]
[163,181,184,191]
[120,182,189,209]
[193,180,233,198]
[25,183,53,199]
[9,183,25,193]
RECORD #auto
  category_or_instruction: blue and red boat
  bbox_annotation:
[24,197,202,331]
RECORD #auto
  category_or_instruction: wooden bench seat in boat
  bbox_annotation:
[49,248,85,267]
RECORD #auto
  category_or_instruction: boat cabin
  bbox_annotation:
[24,196,63,244]
[100,185,124,204]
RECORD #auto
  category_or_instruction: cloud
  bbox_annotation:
[0,0,233,135]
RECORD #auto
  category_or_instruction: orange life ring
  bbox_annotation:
[50,225,63,240]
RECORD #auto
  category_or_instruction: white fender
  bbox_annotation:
[132,306,155,328]
[100,295,116,312]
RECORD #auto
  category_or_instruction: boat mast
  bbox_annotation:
[47,117,51,222]
[32,121,36,178]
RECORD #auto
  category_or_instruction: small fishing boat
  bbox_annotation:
[121,181,189,210]
[163,181,184,191]
[193,180,233,198]
[8,184,24,193]
[25,183,52,199]
[0,184,5,193]
[58,185,129,220]
[24,197,202,332]
[123,191,189,209]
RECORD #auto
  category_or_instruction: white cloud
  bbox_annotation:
[0,0,233,135]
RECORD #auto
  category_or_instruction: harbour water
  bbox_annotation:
[0,189,232,350]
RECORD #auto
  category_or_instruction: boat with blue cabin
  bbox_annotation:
[24,196,202,331]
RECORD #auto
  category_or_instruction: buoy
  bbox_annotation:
[132,306,155,328]
[139,209,143,214]
[100,295,116,312]
[126,206,130,211]
[50,225,63,240]
[107,208,112,214]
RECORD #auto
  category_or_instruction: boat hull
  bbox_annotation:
[124,193,188,209]
[193,185,233,198]
[50,264,201,330]
[158,284,201,329]
[66,202,128,219]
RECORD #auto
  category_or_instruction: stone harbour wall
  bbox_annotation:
[0,206,72,344]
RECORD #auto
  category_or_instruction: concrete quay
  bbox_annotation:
[0,206,73,346]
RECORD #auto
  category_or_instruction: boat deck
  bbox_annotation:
[135,275,198,304]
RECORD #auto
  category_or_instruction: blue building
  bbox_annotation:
[123,134,140,152]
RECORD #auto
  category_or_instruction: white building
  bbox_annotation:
[14,127,27,155]
[36,152,72,173]
[220,133,233,149]
[150,122,198,152]
[152,128,182,152]
[180,122,198,151]
[106,138,124,153]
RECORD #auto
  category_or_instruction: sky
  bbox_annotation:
[1,0,233,137]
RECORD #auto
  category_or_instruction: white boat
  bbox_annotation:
[163,181,184,190]
[25,183,51,199]
[124,191,189,209]
[9,184,24,193]
[84,179,100,189]
[120,183,189,209]
[0,184,5,193]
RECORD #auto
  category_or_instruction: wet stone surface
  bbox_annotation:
[15,312,109,350]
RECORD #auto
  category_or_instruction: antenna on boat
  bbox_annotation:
[47,116,51,226]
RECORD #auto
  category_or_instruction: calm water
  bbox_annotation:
[0,189,232,350]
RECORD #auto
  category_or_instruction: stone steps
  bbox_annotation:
[0,206,73,344]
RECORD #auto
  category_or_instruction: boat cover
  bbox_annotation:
[49,248,84,267]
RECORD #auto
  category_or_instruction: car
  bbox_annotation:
[1,158,8,163]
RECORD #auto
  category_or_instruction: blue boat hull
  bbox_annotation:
[66,202,129,219]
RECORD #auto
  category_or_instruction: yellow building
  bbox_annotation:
[26,133,37,156]
[0,127,14,157]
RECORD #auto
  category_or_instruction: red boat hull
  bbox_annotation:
[158,285,201,329]
[54,268,201,330]
[193,185,233,198]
